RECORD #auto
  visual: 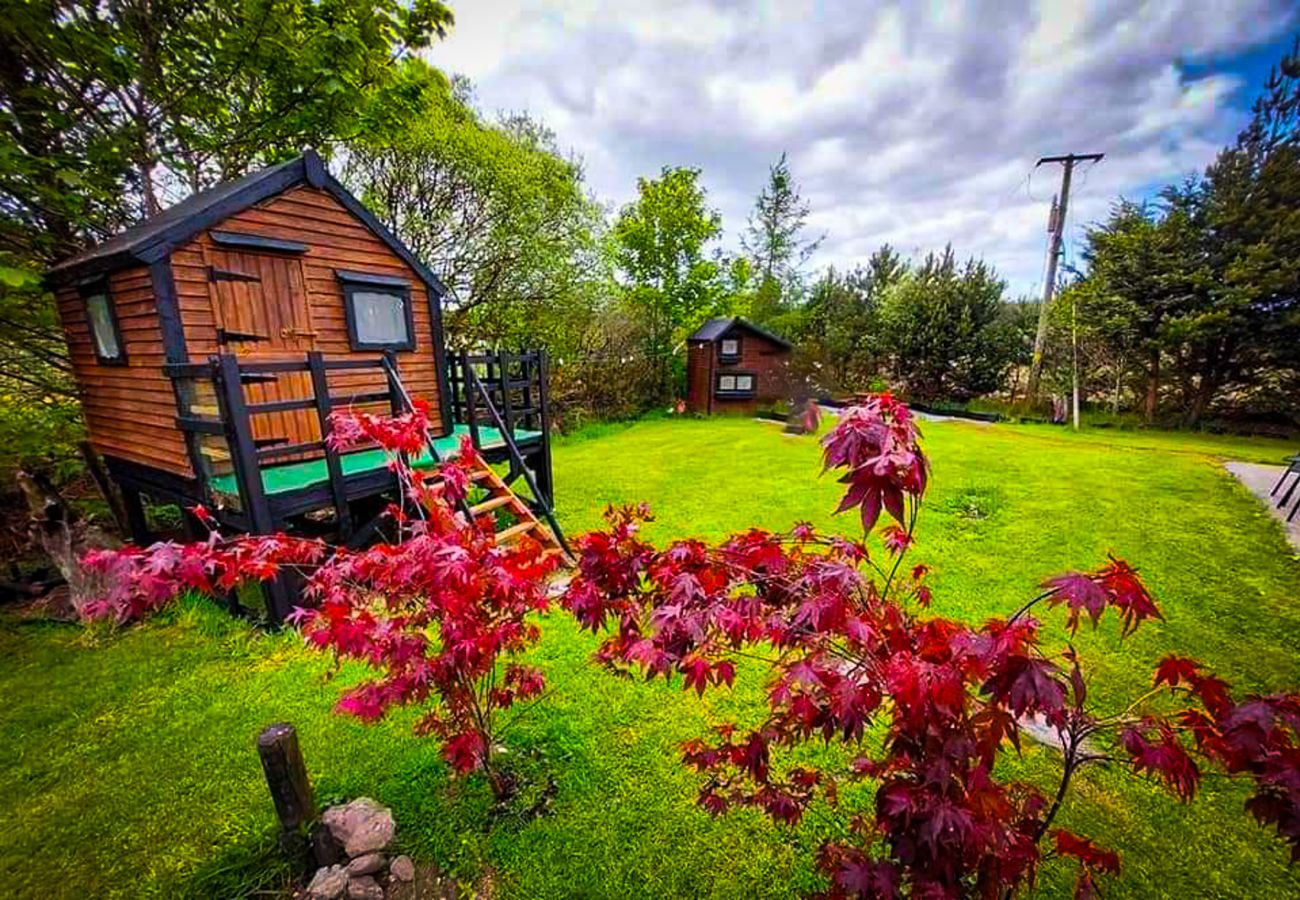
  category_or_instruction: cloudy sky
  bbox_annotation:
[430,1,1298,297]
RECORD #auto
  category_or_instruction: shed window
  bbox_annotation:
[339,271,415,351]
[720,337,740,360]
[716,373,755,396]
[83,286,125,365]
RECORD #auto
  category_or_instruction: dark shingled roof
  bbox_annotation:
[687,316,792,349]
[47,150,447,297]
[48,156,308,281]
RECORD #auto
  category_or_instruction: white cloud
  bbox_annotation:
[430,0,1297,296]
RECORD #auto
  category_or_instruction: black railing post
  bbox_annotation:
[308,351,352,539]
[217,353,293,624]
[217,354,273,534]
[382,350,414,488]
[520,352,535,432]
[496,350,516,475]
[462,350,481,448]
[447,351,461,425]
[536,349,555,510]
[383,349,404,416]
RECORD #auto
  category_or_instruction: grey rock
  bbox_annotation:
[346,852,386,876]
[306,864,348,900]
[347,874,385,900]
[310,820,345,868]
[322,797,396,857]
[389,855,415,883]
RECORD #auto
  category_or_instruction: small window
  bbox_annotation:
[339,271,415,351]
[720,337,740,359]
[716,372,756,396]
[81,284,126,365]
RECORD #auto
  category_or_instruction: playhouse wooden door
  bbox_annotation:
[207,248,320,450]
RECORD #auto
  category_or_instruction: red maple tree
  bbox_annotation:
[84,395,1300,894]
[559,392,1300,897]
[83,401,559,796]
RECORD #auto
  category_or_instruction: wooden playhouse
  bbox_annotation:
[47,151,565,618]
[685,317,794,414]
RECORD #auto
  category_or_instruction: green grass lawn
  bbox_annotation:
[2,416,1299,898]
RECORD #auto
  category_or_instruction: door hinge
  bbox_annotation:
[209,266,260,283]
[216,327,268,344]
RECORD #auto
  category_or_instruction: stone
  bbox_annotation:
[306,864,348,900]
[310,820,345,868]
[321,797,396,857]
[389,855,415,883]
[346,852,386,877]
[346,874,385,900]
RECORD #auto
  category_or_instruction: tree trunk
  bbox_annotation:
[1111,354,1124,414]
[1183,371,1220,428]
[16,470,117,618]
[1143,350,1160,424]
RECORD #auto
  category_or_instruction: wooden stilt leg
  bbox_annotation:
[121,486,152,546]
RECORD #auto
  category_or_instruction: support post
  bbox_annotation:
[217,353,292,623]
[496,350,519,480]
[536,349,555,510]
[257,723,315,864]
[120,485,152,545]
[521,353,535,431]
[1027,152,1104,400]
[463,350,481,448]
[308,351,352,539]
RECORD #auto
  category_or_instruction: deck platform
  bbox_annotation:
[208,424,541,497]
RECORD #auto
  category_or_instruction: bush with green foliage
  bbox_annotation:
[876,248,1022,401]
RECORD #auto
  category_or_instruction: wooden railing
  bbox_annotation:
[448,350,551,447]
[457,361,567,552]
[165,348,559,534]
[166,352,410,537]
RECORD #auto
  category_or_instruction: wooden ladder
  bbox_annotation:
[378,352,569,562]
[418,451,569,562]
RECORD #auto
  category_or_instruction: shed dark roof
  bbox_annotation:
[47,150,447,297]
[688,316,792,349]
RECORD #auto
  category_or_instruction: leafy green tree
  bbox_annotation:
[878,248,1015,400]
[0,0,453,471]
[345,88,608,357]
[1069,200,1188,421]
[612,167,726,398]
[1173,40,1300,424]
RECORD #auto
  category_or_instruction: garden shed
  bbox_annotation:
[685,317,793,414]
[46,150,564,617]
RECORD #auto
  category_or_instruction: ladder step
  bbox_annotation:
[495,520,536,543]
[469,494,514,517]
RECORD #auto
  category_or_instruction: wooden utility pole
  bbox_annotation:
[1026,153,1103,401]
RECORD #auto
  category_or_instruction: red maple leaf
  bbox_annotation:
[1053,829,1120,874]
[1153,655,1201,689]
[1043,571,1109,633]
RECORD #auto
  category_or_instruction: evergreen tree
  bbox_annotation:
[741,153,822,324]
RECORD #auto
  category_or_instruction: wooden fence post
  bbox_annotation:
[257,723,315,862]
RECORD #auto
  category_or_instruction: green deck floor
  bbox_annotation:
[208,424,539,497]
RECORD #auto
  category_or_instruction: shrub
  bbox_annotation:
[82,400,559,797]
[86,397,1300,893]
[559,392,1300,897]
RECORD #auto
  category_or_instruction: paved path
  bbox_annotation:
[1225,462,1300,553]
